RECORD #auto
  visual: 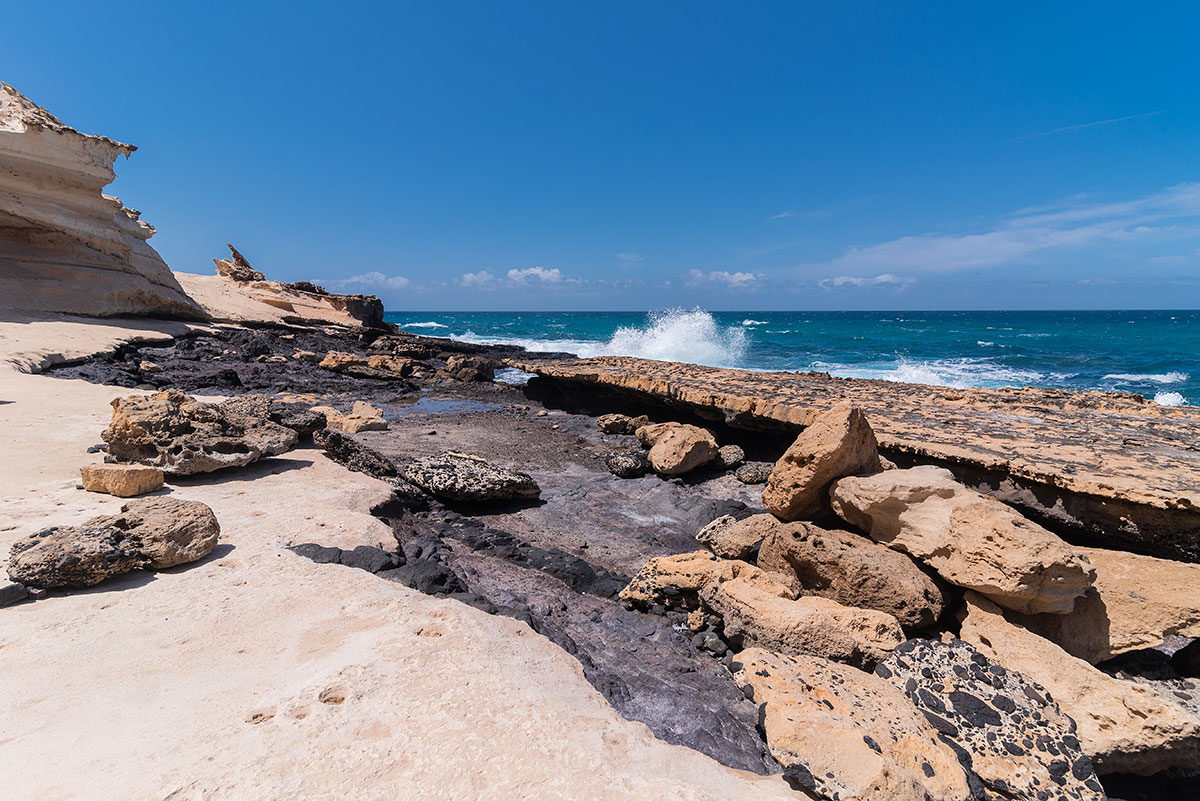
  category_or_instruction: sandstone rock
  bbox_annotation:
[695,513,776,560]
[1011,547,1200,664]
[0,581,30,607]
[642,423,718,475]
[597,413,651,434]
[312,402,388,433]
[318,351,416,380]
[757,521,946,629]
[762,402,882,521]
[619,550,798,611]
[830,465,1094,614]
[732,647,972,801]
[212,243,265,282]
[702,578,903,667]
[877,638,1106,801]
[444,355,496,382]
[603,450,651,479]
[79,464,164,497]
[714,445,745,470]
[0,84,206,319]
[734,462,772,484]
[292,349,322,363]
[220,394,326,438]
[7,497,219,589]
[960,591,1200,775]
[103,390,298,476]
[401,452,540,503]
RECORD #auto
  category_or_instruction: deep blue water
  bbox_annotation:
[383,309,1198,406]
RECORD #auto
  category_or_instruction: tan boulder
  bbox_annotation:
[762,402,882,521]
[732,648,971,801]
[598,413,651,434]
[618,551,798,610]
[830,465,1094,614]
[1011,546,1200,664]
[701,578,903,667]
[312,401,388,434]
[960,592,1200,775]
[695,513,778,560]
[634,422,674,447]
[318,351,416,379]
[643,423,718,475]
[758,521,945,629]
[79,464,164,497]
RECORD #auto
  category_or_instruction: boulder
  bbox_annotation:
[8,497,220,589]
[695,513,776,560]
[602,450,651,479]
[714,444,745,470]
[877,638,1106,801]
[762,402,882,521]
[79,464,164,497]
[757,521,946,629]
[1,581,30,607]
[734,462,772,485]
[312,401,388,433]
[103,390,298,476]
[401,452,540,503]
[213,243,265,282]
[1010,546,1200,664]
[318,351,416,380]
[634,422,675,447]
[443,355,496,382]
[597,413,651,434]
[643,423,719,475]
[701,578,903,667]
[618,550,798,611]
[732,648,972,801]
[313,428,398,481]
[960,591,1200,775]
[830,465,1095,614]
[220,394,326,437]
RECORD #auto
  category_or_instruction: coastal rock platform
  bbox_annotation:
[511,356,1200,561]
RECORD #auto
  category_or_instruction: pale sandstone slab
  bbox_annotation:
[79,463,164,497]
[831,465,1094,614]
[695,513,777,560]
[619,550,798,610]
[960,592,1200,775]
[312,401,389,433]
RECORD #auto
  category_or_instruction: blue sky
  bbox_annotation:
[8,2,1200,310]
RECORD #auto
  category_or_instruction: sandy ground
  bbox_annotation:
[0,350,794,799]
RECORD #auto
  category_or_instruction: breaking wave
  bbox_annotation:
[811,357,1065,389]
[1102,371,1188,384]
[1154,391,1187,406]
[401,321,449,329]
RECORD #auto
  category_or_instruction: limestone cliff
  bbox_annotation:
[0,83,206,319]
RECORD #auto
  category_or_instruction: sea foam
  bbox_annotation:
[1154,391,1187,406]
[1102,371,1187,384]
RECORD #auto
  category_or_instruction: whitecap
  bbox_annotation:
[494,367,535,385]
[1154,391,1187,406]
[401,321,448,329]
[1102,372,1187,384]
[741,319,768,326]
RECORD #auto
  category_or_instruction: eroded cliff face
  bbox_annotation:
[0,83,207,319]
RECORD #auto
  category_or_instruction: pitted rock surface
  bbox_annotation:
[402,451,541,503]
[877,638,1105,801]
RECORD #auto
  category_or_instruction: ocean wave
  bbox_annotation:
[1154,391,1187,406]
[741,319,768,326]
[1102,371,1188,384]
[810,357,1045,389]
[452,309,747,367]
[401,321,449,329]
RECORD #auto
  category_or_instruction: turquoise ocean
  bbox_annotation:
[383,309,1197,407]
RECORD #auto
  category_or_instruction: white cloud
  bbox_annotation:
[769,210,796,220]
[321,271,409,291]
[507,266,566,284]
[813,182,1200,277]
[819,273,915,290]
[686,269,764,289]
[458,270,497,288]
[616,252,643,264]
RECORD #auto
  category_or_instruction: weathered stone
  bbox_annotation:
[313,428,398,481]
[734,462,772,484]
[312,401,388,433]
[603,450,651,479]
[757,520,945,630]
[1011,546,1200,664]
[212,243,265,282]
[103,389,298,476]
[702,578,903,667]
[79,464,164,497]
[960,591,1200,775]
[763,402,883,521]
[401,452,540,503]
[318,351,416,380]
[638,423,718,475]
[0,581,30,607]
[878,638,1106,801]
[732,648,972,801]
[714,444,744,470]
[0,83,207,319]
[220,394,326,438]
[619,550,798,611]
[7,497,220,589]
[444,355,496,382]
[831,465,1095,614]
[597,413,651,434]
[695,513,775,560]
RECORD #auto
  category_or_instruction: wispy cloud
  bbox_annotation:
[1013,110,1164,141]
[458,270,496,288]
[507,266,568,284]
[811,182,1200,276]
[616,252,643,264]
[819,273,915,290]
[686,269,763,289]
[321,271,410,291]
[769,210,796,220]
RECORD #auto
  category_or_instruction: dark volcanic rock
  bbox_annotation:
[1,580,31,607]
[290,543,403,574]
[603,450,651,479]
[444,354,497,382]
[313,428,399,480]
[734,462,772,484]
[220,394,326,438]
[878,638,1106,801]
[402,452,541,503]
